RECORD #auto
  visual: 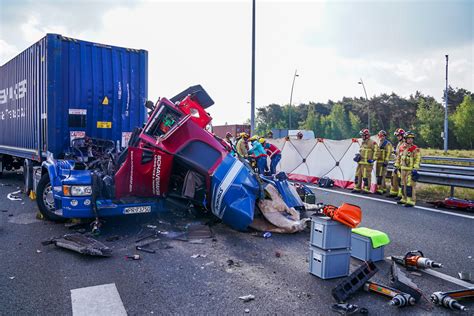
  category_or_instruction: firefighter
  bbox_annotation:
[389,128,406,198]
[261,138,281,175]
[224,132,236,155]
[236,132,249,158]
[375,130,393,194]
[248,135,267,175]
[296,131,303,140]
[397,131,421,207]
[352,128,379,194]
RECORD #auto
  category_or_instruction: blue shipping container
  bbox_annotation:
[0,33,148,162]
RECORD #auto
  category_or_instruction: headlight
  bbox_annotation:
[63,185,92,196]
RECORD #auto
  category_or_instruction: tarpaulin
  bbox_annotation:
[268,138,378,191]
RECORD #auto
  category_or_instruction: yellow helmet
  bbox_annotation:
[249,135,258,141]
[239,132,249,138]
[259,137,266,144]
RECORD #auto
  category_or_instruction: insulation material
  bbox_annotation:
[250,184,309,233]
[268,138,377,190]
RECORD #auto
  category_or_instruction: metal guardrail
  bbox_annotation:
[422,156,474,164]
[387,161,474,196]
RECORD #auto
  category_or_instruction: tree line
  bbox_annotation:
[255,87,474,149]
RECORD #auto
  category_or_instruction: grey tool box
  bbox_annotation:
[310,216,352,250]
[309,246,350,279]
[351,233,385,262]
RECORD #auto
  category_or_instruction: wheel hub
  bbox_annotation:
[43,185,55,211]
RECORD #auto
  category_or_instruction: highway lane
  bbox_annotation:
[1,171,473,315]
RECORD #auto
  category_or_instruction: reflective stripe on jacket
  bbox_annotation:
[377,139,393,163]
[393,141,406,168]
[399,144,421,170]
[236,138,248,157]
[358,139,378,164]
[265,143,281,158]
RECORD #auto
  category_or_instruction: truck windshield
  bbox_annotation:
[144,101,184,138]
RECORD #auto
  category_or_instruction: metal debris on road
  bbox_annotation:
[36,249,42,253]
[1,209,8,212]
[186,223,213,239]
[7,190,22,201]
[275,251,281,258]
[189,239,204,244]
[239,295,255,302]
[126,254,141,260]
[226,259,242,268]
[331,303,359,315]
[244,308,250,313]
[458,272,471,281]
[42,233,112,257]
[191,254,207,258]
[136,246,156,254]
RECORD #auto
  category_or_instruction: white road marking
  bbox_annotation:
[71,283,127,316]
[307,185,474,220]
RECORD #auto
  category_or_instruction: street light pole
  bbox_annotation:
[250,0,256,135]
[289,69,299,129]
[443,55,449,153]
[358,78,370,131]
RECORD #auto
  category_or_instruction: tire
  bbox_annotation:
[36,173,65,222]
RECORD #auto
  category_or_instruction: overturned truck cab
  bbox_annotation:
[36,86,260,231]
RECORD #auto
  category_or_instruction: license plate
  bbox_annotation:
[123,206,152,214]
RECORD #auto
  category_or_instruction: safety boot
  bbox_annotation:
[404,198,415,207]
[351,186,361,193]
[397,199,406,205]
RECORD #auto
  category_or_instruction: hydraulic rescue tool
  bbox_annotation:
[431,288,474,312]
[389,262,422,303]
[364,281,416,307]
[314,203,362,228]
[391,250,443,270]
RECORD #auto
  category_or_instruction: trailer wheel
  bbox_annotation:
[37,173,65,222]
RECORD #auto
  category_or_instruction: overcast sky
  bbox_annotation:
[1,0,472,125]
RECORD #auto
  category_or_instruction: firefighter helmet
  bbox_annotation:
[359,128,370,136]
[378,130,387,137]
[240,132,249,138]
[394,128,405,137]
[404,131,415,139]
[249,135,259,142]
[259,137,266,144]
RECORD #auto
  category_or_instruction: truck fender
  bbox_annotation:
[41,160,61,187]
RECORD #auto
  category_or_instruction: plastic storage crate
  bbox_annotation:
[310,216,352,250]
[309,246,350,279]
[351,233,385,262]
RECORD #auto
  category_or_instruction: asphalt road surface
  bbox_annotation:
[1,171,473,315]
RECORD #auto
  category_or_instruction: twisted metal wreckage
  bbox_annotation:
[35,85,361,234]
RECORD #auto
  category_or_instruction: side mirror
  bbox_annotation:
[145,100,155,111]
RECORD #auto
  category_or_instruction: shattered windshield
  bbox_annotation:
[144,101,184,138]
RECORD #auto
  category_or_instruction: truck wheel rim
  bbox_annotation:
[43,185,55,210]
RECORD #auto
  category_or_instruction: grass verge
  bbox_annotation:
[416,183,474,201]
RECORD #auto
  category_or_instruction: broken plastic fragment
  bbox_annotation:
[239,295,255,302]
[42,233,112,257]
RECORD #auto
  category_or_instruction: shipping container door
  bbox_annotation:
[46,34,147,157]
